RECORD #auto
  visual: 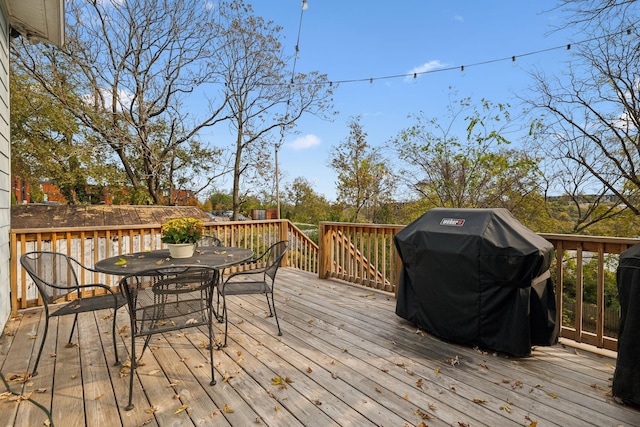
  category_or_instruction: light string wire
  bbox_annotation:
[277,0,306,146]
[267,25,636,87]
[275,0,307,216]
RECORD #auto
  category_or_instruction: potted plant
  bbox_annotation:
[161,217,204,258]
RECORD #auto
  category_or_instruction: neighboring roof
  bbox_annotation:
[11,205,211,230]
[5,0,64,46]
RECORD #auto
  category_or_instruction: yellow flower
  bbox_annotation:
[161,217,204,244]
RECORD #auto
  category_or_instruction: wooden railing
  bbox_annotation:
[11,218,636,352]
[10,219,318,312]
[318,222,404,293]
[540,233,638,351]
[318,222,639,352]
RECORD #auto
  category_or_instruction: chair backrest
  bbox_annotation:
[198,235,222,247]
[119,266,217,336]
[263,240,290,281]
[20,251,82,304]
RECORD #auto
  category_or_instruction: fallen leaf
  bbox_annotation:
[307,367,313,373]
[174,403,189,414]
[500,405,512,413]
[114,257,127,266]
[545,391,557,399]
[434,367,441,374]
[414,409,432,419]
[445,355,460,366]
[472,398,488,404]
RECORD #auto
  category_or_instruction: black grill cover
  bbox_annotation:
[394,208,558,356]
[613,243,640,406]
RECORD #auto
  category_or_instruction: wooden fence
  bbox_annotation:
[11,219,638,351]
[10,219,318,312]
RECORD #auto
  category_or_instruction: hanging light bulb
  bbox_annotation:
[302,0,308,10]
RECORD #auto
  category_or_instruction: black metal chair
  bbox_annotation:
[198,234,222,248]
[218,240,289,347]
[20,251,126,377]
[119,266,218,411]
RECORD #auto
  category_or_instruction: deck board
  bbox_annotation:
[1,268,638,427]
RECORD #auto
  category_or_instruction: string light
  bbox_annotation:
[266,26,635,88]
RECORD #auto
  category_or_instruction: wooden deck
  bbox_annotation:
[1,269,637,427]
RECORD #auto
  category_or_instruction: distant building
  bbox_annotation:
[11,177,198,206]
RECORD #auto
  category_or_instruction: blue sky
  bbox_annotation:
[224,1,573,201]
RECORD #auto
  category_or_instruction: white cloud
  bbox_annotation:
[453,15,464,22]
[289,134,321,150]
[405,60,447,81]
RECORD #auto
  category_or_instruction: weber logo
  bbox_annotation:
[440,218,465,226]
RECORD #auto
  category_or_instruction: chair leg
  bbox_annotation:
[31,308,51,377]
[207,312,216,386]
[111,308,120,366]
[68,313,79,346]
[222,297,229,348]
[264,294,274,316]
[269,292,283,337]
[126,332,136,411]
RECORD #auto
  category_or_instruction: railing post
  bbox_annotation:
[318,222,329,279]
[280,219,289,268]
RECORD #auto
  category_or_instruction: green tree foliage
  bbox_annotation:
[208,192,234,212]
[391,97,549,229]
[329,117,395,223]
[282,177,332,224]
[10,64,117,204]
[12,0,230,205]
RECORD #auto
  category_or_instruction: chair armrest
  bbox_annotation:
[224,268,266,283]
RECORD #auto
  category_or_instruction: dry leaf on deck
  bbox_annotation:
[174,403,189,414]
[415,409,432,419]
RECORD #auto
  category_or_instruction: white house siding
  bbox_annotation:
[0,5,10,334]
